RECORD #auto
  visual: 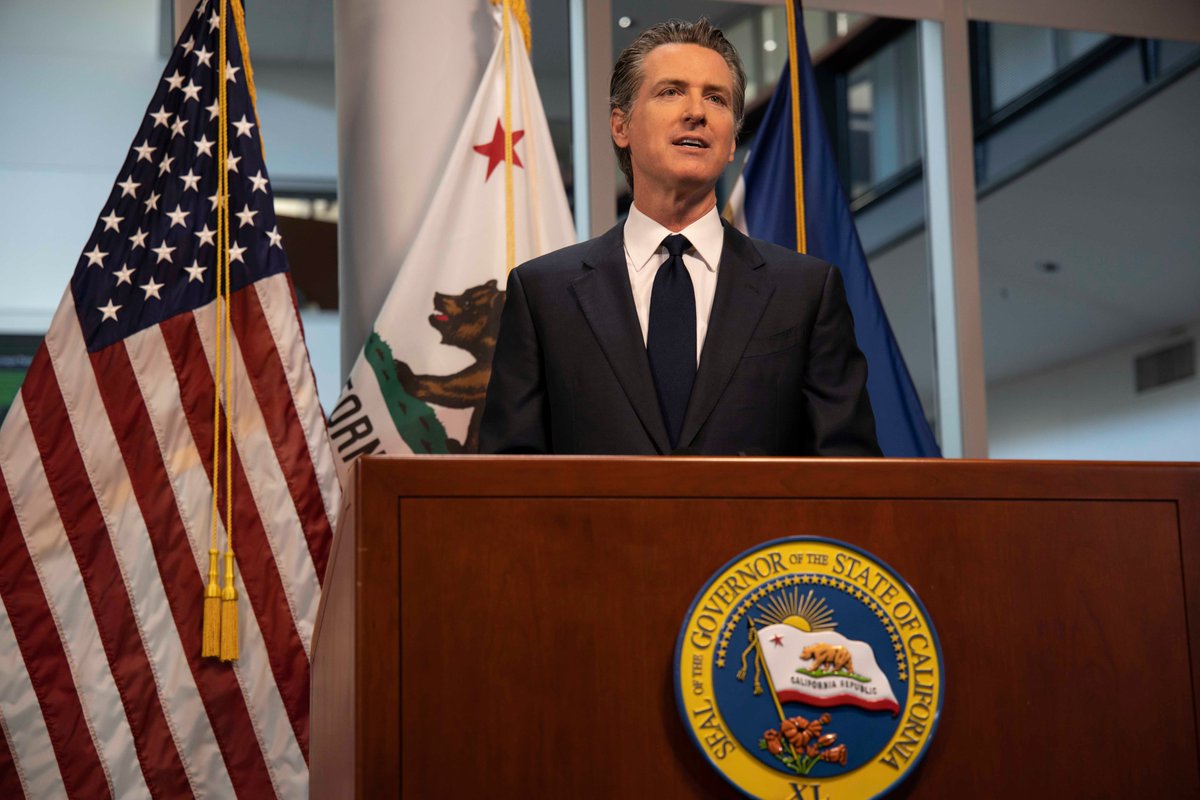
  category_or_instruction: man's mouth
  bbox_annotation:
[674,136,709,149]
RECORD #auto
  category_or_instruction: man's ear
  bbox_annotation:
[727,141,737,165]
[611,107,629,148]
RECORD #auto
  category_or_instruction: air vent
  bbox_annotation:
[1135,340,1195,393]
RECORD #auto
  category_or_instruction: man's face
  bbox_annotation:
[611,43,737,198]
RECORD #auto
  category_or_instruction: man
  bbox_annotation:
[480,19,880,456]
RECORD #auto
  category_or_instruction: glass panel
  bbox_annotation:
[1160,38,1200,73]
[721,5,871,109]
[725,14,763,105]
[989,23,1056,107]
[989,23,1117,112]
[761,5,789,86]
[845,27,921,198]
[1058,30,1107,62]
[529,1,573,208]
[803,10,866,55]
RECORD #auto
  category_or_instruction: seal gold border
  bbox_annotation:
[674,537,944,799]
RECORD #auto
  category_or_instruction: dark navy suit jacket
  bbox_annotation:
[479,221,881,456]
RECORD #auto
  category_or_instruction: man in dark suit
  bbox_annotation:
[480,19,880,457]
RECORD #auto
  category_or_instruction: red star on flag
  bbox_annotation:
[473,118,524,180]
[771,634,784,647]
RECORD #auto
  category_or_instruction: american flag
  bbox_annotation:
[0,1,340,797]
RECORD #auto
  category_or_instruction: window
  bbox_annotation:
[844,27,921,199]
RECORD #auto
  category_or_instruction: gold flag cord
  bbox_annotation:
[501,0,516,274]
[784,0,807,253]
[202,0,239,662]
[490,0,530,275]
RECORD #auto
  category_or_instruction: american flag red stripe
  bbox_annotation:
[0,712,20,800]
[0,1,340,794]
[22,346,193,799]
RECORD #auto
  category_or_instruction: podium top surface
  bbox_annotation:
[356,455,1198,501]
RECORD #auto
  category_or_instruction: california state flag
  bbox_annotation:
[329,3,574,484]
[758,624,901,715]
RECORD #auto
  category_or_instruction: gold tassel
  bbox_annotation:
[219,549,239,661]
[202,548,222,657]
[488,0,531,53]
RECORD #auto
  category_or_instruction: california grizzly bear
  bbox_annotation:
[392,279,505,452]
[801,643,854,675]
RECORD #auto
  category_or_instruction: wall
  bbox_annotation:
[249,63,336,195]
[0,1,164,333]
[0,0,342,407]
[988,321,1200,460]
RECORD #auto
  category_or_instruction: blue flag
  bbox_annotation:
[732,11,940,457]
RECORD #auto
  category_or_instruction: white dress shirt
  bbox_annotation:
[622,203,725,365]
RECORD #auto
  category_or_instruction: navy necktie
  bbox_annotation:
[647,233,695,450]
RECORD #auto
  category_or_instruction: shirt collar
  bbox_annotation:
[624,203,724,273]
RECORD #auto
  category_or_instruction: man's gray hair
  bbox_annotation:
[609,18,747,191]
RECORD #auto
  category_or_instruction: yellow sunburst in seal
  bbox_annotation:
[755,587,836,632]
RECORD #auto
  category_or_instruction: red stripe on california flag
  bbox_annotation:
[774,690,901,715]
[22,346,193,799]
[233,285,331,582]
[88,340,276,797]
[160,312,312,759]
[0,711,23,800]
[0,424,110,800]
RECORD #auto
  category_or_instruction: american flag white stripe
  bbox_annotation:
[126,319,306,798]
[48,300,227,798]
[254,279,340,535]
[193,279,321,649]
[230,638,305,799]
[0,591,62,800]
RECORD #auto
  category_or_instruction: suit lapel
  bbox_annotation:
[677,224,772,449]
[570,224,672,454]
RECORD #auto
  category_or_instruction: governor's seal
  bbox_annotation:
[675,537,943,799]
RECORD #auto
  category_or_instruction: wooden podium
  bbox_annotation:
[310,457,1200,798]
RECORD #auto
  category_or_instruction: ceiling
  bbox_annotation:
[228,0,751,66]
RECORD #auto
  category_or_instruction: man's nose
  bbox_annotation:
[682,92,706,123]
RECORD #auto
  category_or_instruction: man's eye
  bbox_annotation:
[708,95,727,105]
[661,87,680,96]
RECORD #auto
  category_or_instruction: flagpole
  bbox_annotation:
[784,0,807,253]
[748,621,803,764]
[500,0,516,274]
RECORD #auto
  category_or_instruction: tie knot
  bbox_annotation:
[662,234,691,259]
